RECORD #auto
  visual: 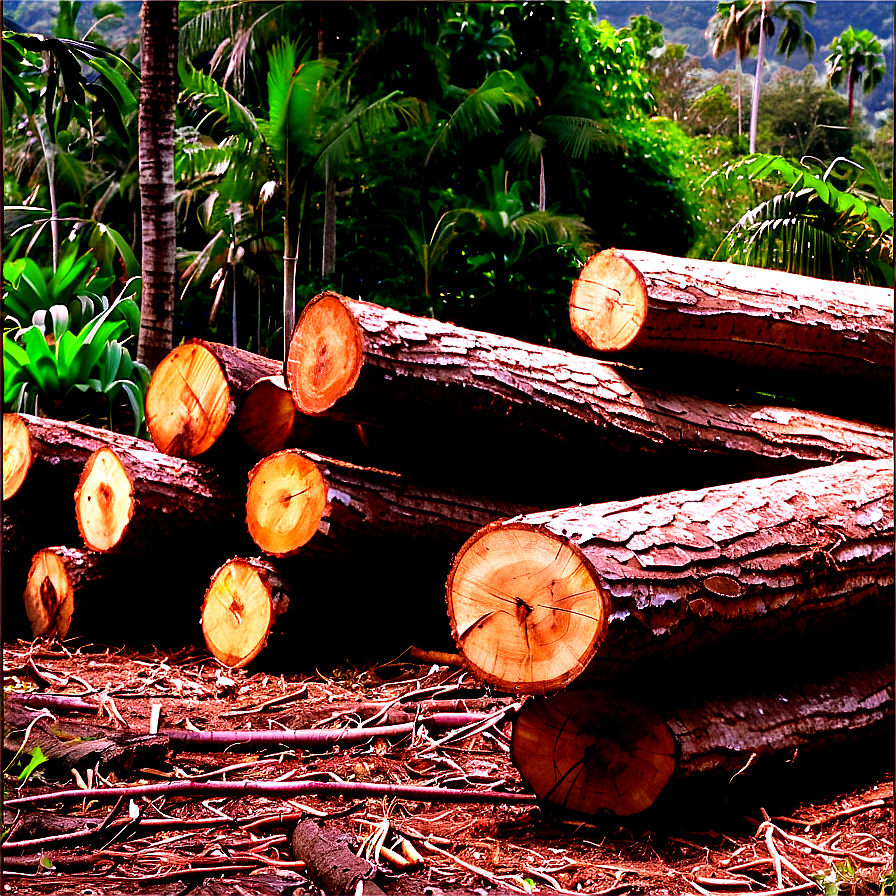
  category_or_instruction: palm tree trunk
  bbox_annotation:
[322,157,336,278]
[538,153,546,211]
[735,50,743,137]
[136,0,179,371]
[847,64,855,125]
[748,1,768,154]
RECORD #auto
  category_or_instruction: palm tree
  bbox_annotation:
[706,0,752,138]
[746,1,815,154]
[136,0,179,371]
[827,27,886,126]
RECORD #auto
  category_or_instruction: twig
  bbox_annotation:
[5,779,537,809]
[758,821,817,889]
[219,687,309,717]
[773,800,887,829]
[422,840,530,893]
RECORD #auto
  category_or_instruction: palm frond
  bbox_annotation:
[538,115,620,161]
[425,70,533,166]
[179,58,259,140]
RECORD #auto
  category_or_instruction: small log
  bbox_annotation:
[245,448,534,557]
[511,660,894,819]
[74,443,246,553]
[144,340,296,459]
[284,292,891,507]
[446,458,893,695]
[569,248,894,381]
[201,557,291,668]
[22,545,214,645]
[291,819,385,895]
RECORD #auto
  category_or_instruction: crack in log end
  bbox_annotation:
[516,597,533,625]
[312,342,330,390]
[39,575,59,618]
[228,596,244,626]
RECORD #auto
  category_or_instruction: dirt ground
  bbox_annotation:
[2,638,893,895]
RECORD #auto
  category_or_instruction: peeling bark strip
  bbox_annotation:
[285,293,891,489]
[74,443,244,552]
[510,661,894,819]
[246,448,536,558]
[569,249,895,380]
[446,458,894,695]
[145,340,297,458]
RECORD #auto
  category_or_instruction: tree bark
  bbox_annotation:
[446,458,893,695]
[136,0,179,371]
[74,443,247,553]
[510,660,893,819]
[569,248,894,382]
[283,292,892,508]
[144,340,297,458]
[291,819,385,896]
[245,448,536,558]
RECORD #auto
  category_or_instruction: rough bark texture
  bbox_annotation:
[284,292,892,509]
[291,819,385,895]
[74,443,247,553]
[246,448,536,558]
[511,660,894,819]
[447,458,894,694]
[145,340,296,459]
[569,249,894,380]
[136,0,178,370]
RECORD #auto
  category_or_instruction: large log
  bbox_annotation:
[144,340,298,459]
[569,249,894,379]
[246,448,535,558]
[510,658,894,819]
[445,458,894,695]
[283,292,892,508]
[73,443,249,553]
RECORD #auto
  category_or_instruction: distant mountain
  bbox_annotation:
[592,1,894,123]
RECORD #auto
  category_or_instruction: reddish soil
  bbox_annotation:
[2,639,893,895]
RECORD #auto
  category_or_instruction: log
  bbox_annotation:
[284,292,892,507]
[446,458,894,695]
[201,557,290,668]
[144,340,297,459]
[22,545,215,645]
[245,448,535,558]
[291,819,385,895]
[569,249,894,381]
[510,659,894,820]
[73,443,248,553]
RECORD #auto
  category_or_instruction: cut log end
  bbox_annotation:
[446,524,609,695]
[145,342,233,457]
[286,292,364,415]
[201,559,282,668]
[246,451,328,557]
[3,413,32,500]
[23,549,76,639]
[75,448,134,552]
[569,250,648,352]
[511,691,676,818]
[237,376,296,455]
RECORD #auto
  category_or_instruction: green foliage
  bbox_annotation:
[15,745,48,784]
[4,290,150,436]
[827,26,886,110]
[712,153,894,285]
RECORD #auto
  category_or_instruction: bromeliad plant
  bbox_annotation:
[3,285,150,436]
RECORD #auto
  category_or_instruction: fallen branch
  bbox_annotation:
[4,779,537,809]
[291,818,385,895]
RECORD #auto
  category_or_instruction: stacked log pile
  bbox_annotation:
[4,250,893,823]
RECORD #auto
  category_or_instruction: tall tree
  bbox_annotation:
[706,0,752,138]
[136,0,178,370]
[746,0,815,153]
[826,27,886,126]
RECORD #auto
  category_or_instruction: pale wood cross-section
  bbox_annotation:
[447,526,608,695]
[75,448,136,552]
[201,558,290,668]
[3,413,32,500]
